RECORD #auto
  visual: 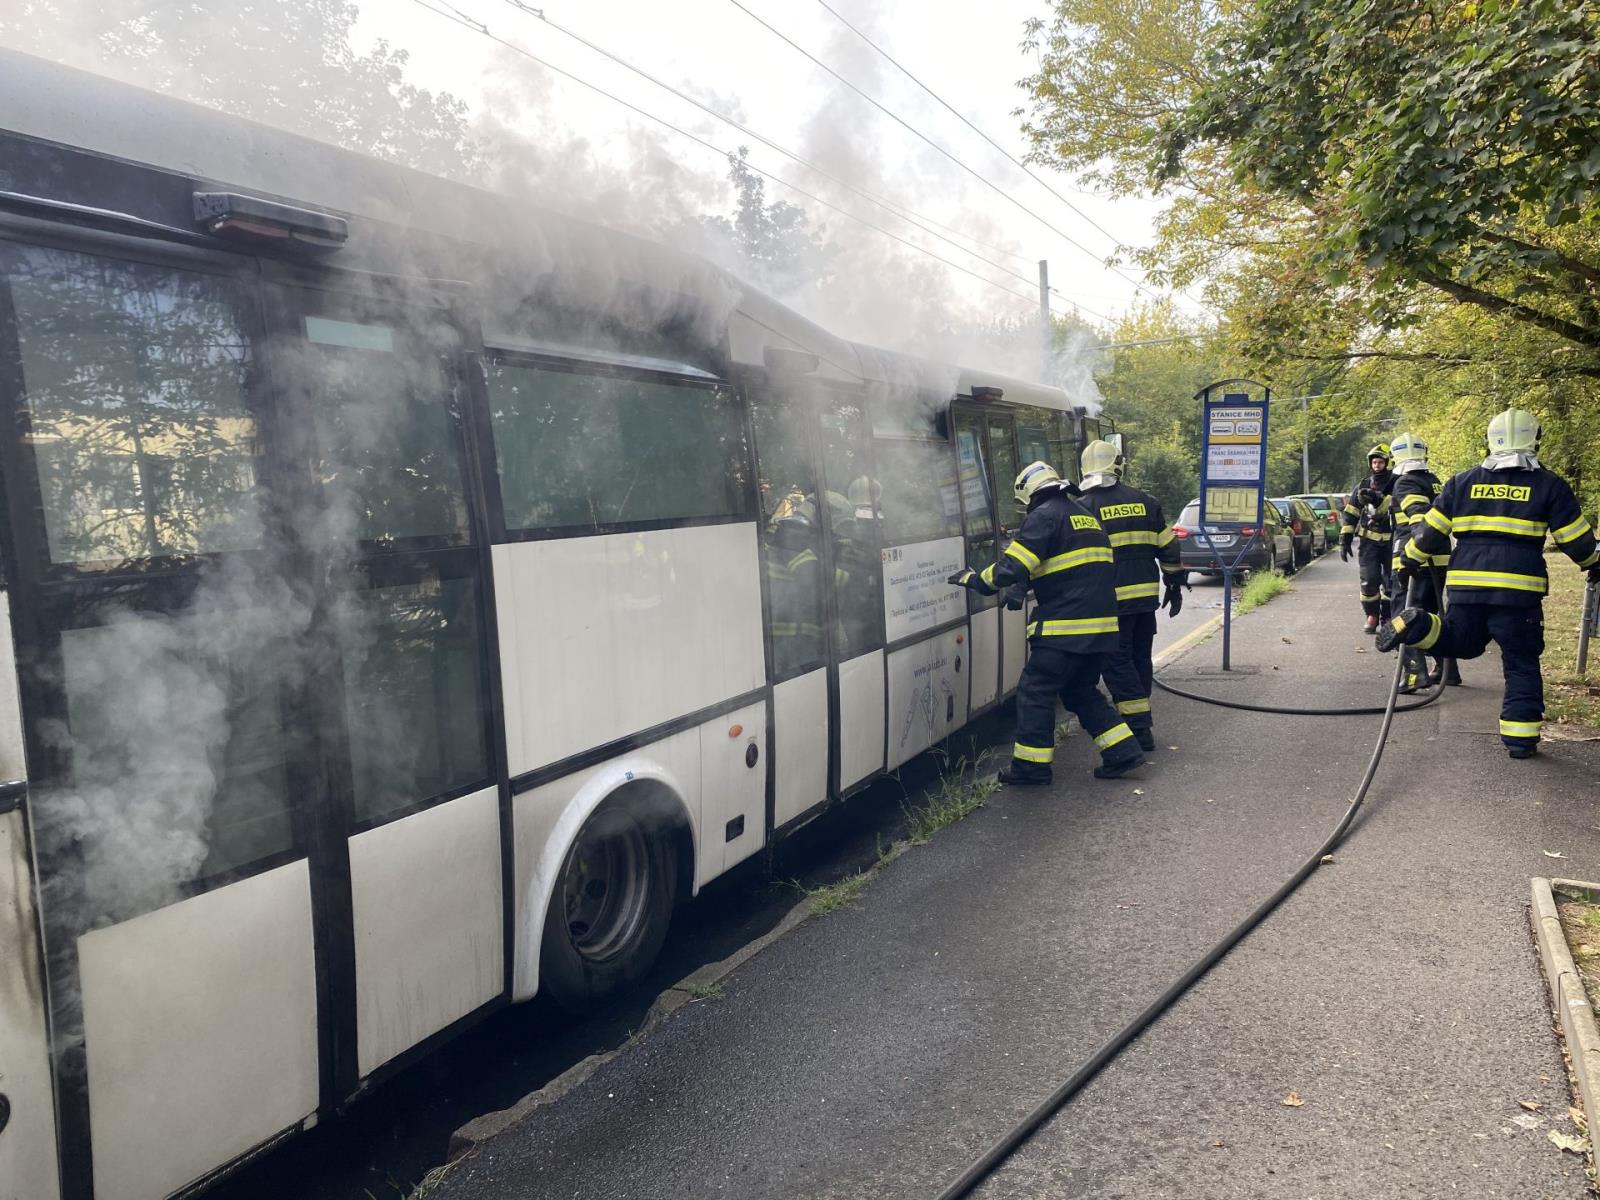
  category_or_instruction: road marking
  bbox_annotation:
[1153,612,1225,667]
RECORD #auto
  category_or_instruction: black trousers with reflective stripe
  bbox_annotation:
[1010,643,1138,781]
[1426,602,1544,748]
[1101,610,1157,731]
[1358,538,1391,619]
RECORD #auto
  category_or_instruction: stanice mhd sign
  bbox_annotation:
[1198,384,1271,527]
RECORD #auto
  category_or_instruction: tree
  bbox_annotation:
[1161,0,1600,358]
[675,149,836,298]
[1,0,484,179]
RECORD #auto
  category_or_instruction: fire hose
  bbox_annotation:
[934,572,1442,1199]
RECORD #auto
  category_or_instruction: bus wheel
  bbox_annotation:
[540,799,678,1011]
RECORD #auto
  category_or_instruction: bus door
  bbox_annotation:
[263,278,503,1099]
[953,407,1002,714]
[982,412,1029,695]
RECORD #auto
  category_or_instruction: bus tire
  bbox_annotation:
[540,797,679,1011]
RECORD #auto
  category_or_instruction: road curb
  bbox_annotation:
[445,893,816,1161]
[1530,876,1600,1131]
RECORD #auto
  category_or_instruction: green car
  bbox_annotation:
[1289,493,1344,550]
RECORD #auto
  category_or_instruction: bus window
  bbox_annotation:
[339,566,491,823]
[751,397,825,679]
[299,313,470,545]
[985,419,1019,535]
[3,244,262,568]
[954,418,998,612]
[820,398,883,656]
[487,360,747,534]
[873,439,962,548]
[49,600,295,916]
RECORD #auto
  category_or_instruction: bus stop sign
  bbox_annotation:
[1198,381,1271,527]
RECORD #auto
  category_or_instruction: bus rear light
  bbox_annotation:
[193,191,348,249]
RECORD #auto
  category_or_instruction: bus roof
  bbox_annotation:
[0,48,1077,413]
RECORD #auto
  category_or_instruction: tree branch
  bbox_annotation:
[1474,229,1600,287]
[1415,270,1600,350]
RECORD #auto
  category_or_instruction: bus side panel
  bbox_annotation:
[697,701,765,881]
[837,651,885,790]
[348,785,503,1078]
[771,670,827,827]
[492,524,765,778]
[1001,606,1027,694]
[886,629,969,770]
[968,607,1000,711]
[78,862,318,1200]
[0,808,59,1200]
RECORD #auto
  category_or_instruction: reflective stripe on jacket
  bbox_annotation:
[1079,478,1183,615]
[982,490,1119,653]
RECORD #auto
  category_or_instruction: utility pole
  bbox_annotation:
[1038,259,1051,382]
[1301,393,1311,494]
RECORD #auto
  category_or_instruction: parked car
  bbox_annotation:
[1172,498,1296,576]
[1270,496,1322,568]
[1289,492,1344,549]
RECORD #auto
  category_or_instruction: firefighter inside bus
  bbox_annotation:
[833,475,883,655]
[764,484,826,676]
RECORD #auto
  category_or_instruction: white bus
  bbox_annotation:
[0,50,1105,1200]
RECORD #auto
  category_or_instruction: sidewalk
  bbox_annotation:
[432,559,1600,1200]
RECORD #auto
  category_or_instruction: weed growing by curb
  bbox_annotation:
[902,749,998,843]
[1235,569,1288,615]
[681,979,725,1001]
[806,869,872,915]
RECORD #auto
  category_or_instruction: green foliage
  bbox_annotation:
[1165,0,1600,352]
[680,150,837,295]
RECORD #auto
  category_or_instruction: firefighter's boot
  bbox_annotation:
[1364,614,1378,635]
[1375,606,1434,653]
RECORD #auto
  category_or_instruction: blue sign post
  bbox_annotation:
[1195,379,1273,670]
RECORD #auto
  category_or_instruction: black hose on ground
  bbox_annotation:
[933,577,1430,1200]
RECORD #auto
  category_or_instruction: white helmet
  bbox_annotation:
[1486,407,1540,455]
[1389,431,1427,466]
[1013,461,1063,509]
[1080,439,1123,479]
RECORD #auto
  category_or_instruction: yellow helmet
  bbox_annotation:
[1080,439,1123,478]
[1013,461,1062,508]
[1486,407,1540,455]
[1389,431,1427,464]
[1366,442,1392,464]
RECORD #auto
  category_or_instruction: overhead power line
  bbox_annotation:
[407,0,1112,321]
[810,0,1126,252]
[725,0,1159,303]
[498,0,1051,295]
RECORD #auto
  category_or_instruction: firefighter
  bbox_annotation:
[948,461,1142,785]
[1341,442,1397,632]
[1387,431,1460,691]
[1381,408,1600,758]
[1076,439,1188,751]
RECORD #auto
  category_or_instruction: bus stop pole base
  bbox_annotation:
[1221,569,1233,671]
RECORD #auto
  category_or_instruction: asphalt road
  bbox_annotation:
[210,549,1328,1200]
[428,554,1599,1200]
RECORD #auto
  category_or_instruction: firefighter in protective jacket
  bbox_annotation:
[1341,443,1397,631]
[1077,439,1187,751]
[1380,408,1600,758]
[949,461,1143,785]
[1387,431,1459,692]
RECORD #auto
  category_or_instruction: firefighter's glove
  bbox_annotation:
[1357,486,1382,508]
[1002,584,1027,611]
[947,568,996,596]
[1393,559,1417,593]
[1339,535,1353,563]
[1162,580,1184,618]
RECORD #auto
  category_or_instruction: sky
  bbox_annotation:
[351,0,1191,329]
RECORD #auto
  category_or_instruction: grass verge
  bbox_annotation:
[901,749,998,843]
[1235,568,1289,615]
[1542,550,1600,729]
